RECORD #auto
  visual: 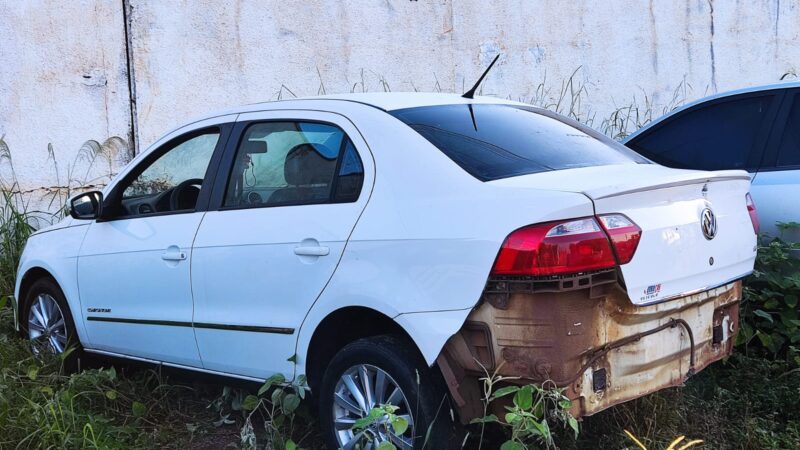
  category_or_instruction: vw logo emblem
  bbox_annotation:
[701,208,717,240]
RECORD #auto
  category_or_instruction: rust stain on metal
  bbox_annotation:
[438,272,741,423]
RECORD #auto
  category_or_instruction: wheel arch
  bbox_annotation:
[15,263,85,345]
[302,306,421,391]
[16,266,57,326]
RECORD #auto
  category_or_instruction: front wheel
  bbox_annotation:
[22,278,82,369]
[318,335,453,450]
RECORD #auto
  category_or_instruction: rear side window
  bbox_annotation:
[390,104,647,181]
[224,121,364,208]
[628,95,774,171]
[775,98,800,168]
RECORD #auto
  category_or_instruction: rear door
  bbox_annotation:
[751,88,800,242]
[191,110,373,379]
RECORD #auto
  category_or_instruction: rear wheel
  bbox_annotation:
[318,335,452,450]
[23,278,81,369]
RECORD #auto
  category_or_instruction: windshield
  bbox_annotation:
[390,104,649,181]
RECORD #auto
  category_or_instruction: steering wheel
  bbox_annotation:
[169,178,203,211]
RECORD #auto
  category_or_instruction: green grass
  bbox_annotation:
[569,353,800,450]
[0,306,242,449]
[4,302,798,450]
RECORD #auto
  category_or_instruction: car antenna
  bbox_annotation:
[462,54,500,99]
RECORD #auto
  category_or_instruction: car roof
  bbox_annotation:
[215,92,527,116]
[623,81,800,143]
[142,93,530,168]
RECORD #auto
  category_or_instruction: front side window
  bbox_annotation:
[224,122,364,207]
[628,95,774,171]
[117,131,219,217]
[390,104,647,181]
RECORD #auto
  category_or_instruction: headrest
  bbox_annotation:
[284,143,336,185]
[241,139,268,154]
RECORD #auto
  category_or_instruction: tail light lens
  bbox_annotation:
[492,218,615,276]
[491,215,642,277]
[597,214,642,264]
[745,193,759,235]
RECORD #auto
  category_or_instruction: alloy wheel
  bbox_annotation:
[332,364,415,450]
[27,293,68,354]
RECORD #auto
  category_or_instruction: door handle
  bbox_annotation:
[161,249,187,261]
[293,246,330,257]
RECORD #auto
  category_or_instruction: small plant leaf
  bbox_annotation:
[470,414,499,424]
[105,390,118,400]
[132,401,147,417]
[754,309,774,323]
[285,439,297,450]
[376,442,396,450]
[259,373,286,396]
[213,413,235,427]
[272,387,285,405]
[242,394,259,411]
[391,415,409,435]
[282,393,301,414]
[569,416,580,437]
[500,441,524,450]
[513,385,533,410]
[490,385,519,400]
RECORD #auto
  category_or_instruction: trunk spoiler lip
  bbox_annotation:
[588,173,752,200]
[632,272,751,306]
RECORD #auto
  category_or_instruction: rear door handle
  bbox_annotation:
[293,246,330,257]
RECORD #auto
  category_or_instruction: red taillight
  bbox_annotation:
[492,218,616,276]
[491,215,642,277]
[746,193,759,235]
[597,214,642,264]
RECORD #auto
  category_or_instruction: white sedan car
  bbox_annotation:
[15,93,758,449]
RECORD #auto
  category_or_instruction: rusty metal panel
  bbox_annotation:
[439,276,741,421]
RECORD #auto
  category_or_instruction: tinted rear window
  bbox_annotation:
[775,96,800,168]
[390,104,647,181]
[627,95,774,171]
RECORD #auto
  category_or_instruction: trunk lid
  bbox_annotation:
[491,164,757,305]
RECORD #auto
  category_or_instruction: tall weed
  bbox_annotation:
[740,223,800,357]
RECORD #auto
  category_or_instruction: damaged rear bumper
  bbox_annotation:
[436,272,740,422]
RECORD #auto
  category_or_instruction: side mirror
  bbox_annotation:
[69,191,103,220]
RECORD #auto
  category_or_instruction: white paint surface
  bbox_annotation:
[2,0,799,209]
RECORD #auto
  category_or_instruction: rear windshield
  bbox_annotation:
[390,104,648,181]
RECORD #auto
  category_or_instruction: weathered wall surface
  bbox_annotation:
[1,0,798,207]
[0,0,132,202]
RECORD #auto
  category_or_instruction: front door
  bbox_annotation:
[78,128,225,366]
[191,111,372,379]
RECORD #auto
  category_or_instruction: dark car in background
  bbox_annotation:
[624,83,800,242]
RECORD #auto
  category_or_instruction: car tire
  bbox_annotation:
[22,277,82,371]
[319,335,454,450]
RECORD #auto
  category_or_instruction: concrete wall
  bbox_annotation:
[1,0,798,209]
